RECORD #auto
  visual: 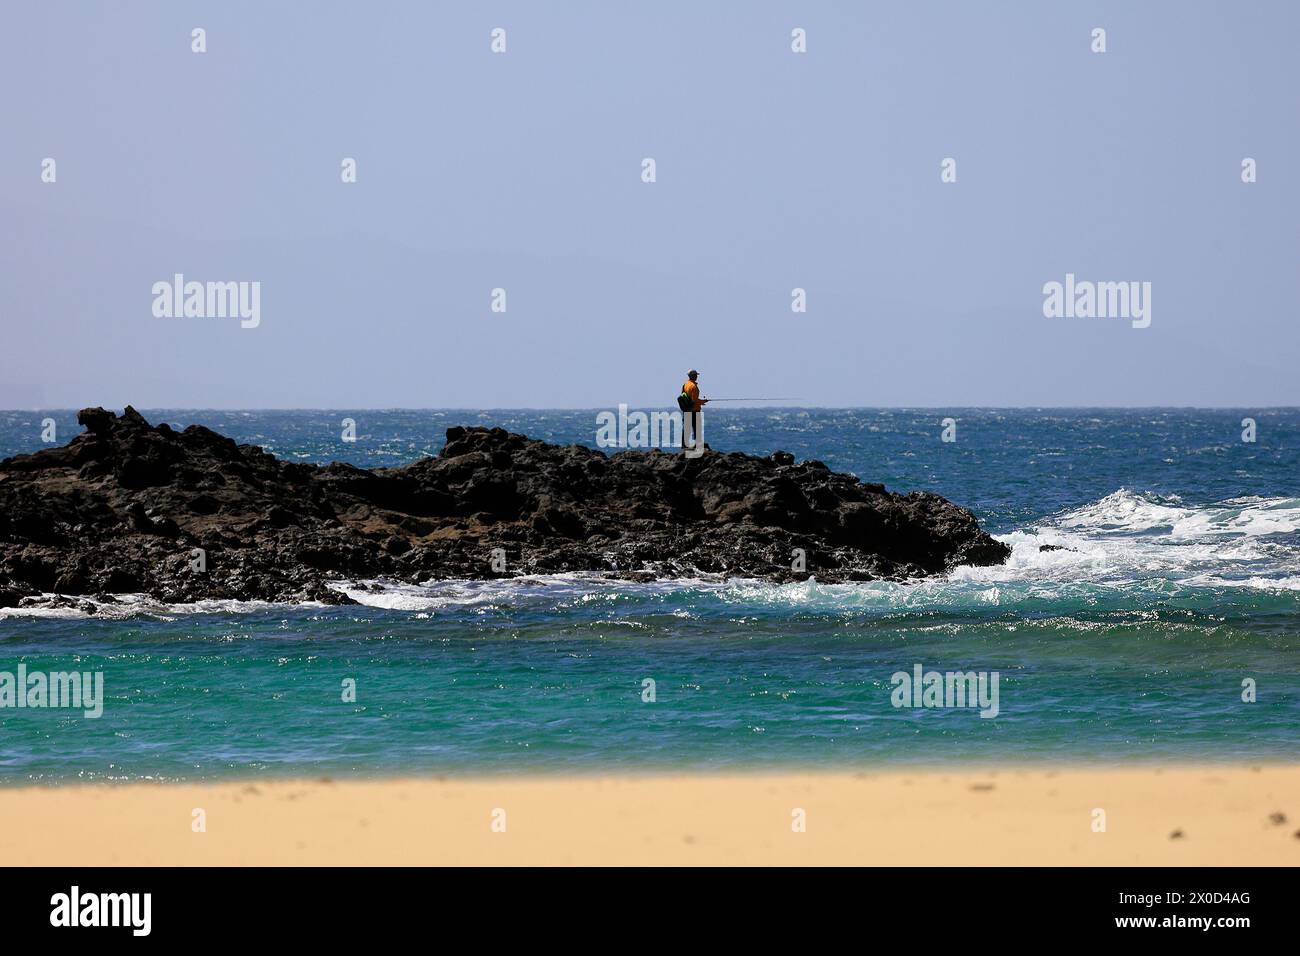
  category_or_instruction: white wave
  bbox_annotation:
[1057,489,1190,533]
[955,489,1300,590]
[1056,488,1300,539]
[0,592,323,620]
[329,572,738,611]
[1182,573,1300,592]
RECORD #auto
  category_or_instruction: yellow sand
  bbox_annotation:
[2,765,1296,866]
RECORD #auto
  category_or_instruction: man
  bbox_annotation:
[680,369,708,452]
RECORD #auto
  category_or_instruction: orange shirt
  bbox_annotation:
[682,380,702,412]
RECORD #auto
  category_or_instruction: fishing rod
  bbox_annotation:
[703,397,802,402]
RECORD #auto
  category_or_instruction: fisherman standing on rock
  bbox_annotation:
[677,369,708,453]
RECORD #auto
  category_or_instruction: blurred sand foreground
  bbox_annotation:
[2,765,1296,866]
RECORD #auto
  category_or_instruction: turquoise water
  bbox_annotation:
[2,408,1298,781]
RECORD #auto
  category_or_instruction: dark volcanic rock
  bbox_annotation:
[0,407,1010,605]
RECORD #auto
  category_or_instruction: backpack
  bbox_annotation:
[676,390,693,412]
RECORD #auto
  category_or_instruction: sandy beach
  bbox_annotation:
[2,764,1296,866]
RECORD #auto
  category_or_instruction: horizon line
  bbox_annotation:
[4,405,1300,414]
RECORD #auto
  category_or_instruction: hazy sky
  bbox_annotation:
[2,1,1296,408]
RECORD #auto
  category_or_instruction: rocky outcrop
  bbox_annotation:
[0,407,1010,606]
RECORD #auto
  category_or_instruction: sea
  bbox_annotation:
[1,408,1297,782]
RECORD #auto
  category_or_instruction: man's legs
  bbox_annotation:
[682,411,698,451]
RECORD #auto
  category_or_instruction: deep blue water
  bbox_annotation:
[1,408,1297,781]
